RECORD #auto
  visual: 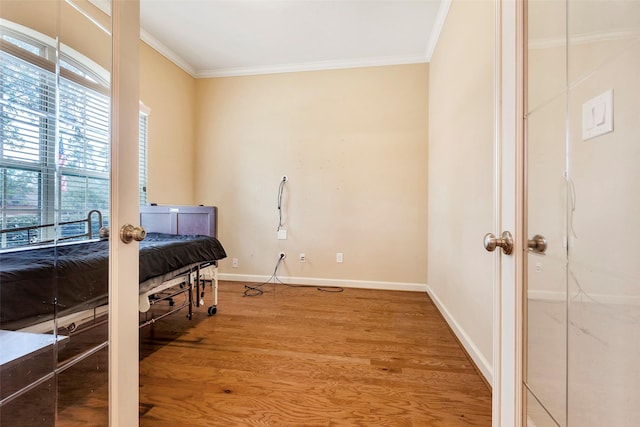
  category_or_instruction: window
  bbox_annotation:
[139,105,149,206]
[0,27,110,247]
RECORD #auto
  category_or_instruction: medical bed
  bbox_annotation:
[0,205,226,334]
[138,205,227,325]
[0,205,225,414]
[0,206,226,333]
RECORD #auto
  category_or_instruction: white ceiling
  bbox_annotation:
[139,0,450,78]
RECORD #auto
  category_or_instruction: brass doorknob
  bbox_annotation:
[527,234,547,254]
[120,224,146,243]
[483,231,514,255]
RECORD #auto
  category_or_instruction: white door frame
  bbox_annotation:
[109,1,140,425]
[493,1,525,426]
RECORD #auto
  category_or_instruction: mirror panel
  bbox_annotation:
[1,1,112,424]
[57,1,111,424]
[567,1,640,424]
[0,2,60,423]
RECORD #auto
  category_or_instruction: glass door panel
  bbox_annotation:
[0,2,60,424]
[566,1,640,425]
[526,0,640,425]
[0,1,112,425]
[526,1,568,426]
[525,95,568,426]
[56,1,111,425]
[526,388,561,427]
[55,348,109,423]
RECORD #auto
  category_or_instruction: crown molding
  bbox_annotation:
[140,28,197,77]
[196,54,428,78]
[138,30,428,79]
[425,0,451,61]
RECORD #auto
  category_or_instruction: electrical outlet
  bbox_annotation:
[336,252,343,263]
[279,252,286,259]
[299,253,306,263]
[232,258,238,268]
[277,229,287,240]
[281,175,288,182]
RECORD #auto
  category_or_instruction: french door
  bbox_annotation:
[524,0,640,425]
[495,0,640,425]
[0,1,139,425]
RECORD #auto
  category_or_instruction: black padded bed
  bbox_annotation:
[0,205,227,332]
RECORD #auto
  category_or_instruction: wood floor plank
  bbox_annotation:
[139,281,491,426]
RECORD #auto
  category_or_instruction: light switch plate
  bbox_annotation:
[582,89,613,140]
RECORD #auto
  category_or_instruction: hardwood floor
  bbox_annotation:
[138,281,491,426]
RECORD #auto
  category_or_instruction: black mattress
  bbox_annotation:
[0,233,226,330]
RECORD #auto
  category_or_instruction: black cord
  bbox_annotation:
[243,253,344,296]
[272,261,344,293]
[316,286,344,293]
[243,254,285,297]
[273,271,343,293]
[277,177,286,231]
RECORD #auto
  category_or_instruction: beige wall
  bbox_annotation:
[427,0,494,381]
[139,42,196,205]
[194,64,428,288]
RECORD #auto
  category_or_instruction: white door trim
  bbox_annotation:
[109,1,140,425]
[493,1,525,426]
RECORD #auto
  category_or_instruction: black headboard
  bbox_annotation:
[139,205,217,238]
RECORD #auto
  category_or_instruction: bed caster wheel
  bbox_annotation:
[208,306,217,316]
[186,313,192,320]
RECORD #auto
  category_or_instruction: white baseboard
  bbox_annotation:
[218,273,428,292]
[426,285,493,387]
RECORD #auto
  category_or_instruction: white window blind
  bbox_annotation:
[139,110,148,206]
[58,62,110,238]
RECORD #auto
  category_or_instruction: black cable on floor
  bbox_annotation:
[273,262,344,293]
[243,255,284,297]
[243,254,344,296]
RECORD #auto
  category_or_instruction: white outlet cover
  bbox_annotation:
[582,89,613,140]
[277,229,287,240]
